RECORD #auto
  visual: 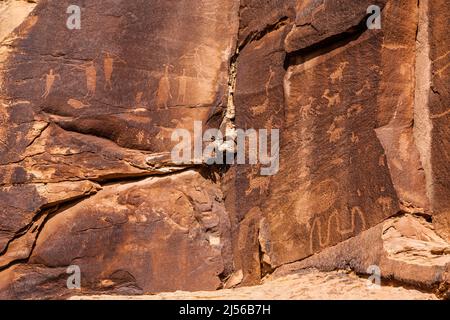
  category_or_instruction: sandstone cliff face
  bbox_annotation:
[0,0,449,299]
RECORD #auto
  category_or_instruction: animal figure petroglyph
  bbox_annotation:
[330,62,349,83]
[347,104,363,118]
[299,97,317,120]
[322,89,341,108]
[309,207,367,253]
[42,69,60,98]
[356,80,371,96]
[245,165,271,196]
[155,64,173,110]
[327,115,345,143]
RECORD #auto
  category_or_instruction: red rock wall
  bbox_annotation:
[0,0,448,298]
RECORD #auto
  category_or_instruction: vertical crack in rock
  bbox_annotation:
[414,0,434,208]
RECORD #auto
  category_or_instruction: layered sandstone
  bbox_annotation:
[0,0,448,299]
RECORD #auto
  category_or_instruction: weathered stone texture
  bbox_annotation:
[0,0,449,299]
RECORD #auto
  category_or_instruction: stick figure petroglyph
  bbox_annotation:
[179,45,209,80]
[177,68,188,104]
[155,64,173,110]
[103,51,126,90]
[251,67,276,116]
[72,61,97,98]
[42,69,60,99]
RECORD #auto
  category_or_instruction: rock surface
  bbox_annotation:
[71,269,437,300]
[0,0,449,299]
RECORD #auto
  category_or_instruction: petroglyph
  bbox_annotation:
[179,46,209,80]
[347,104,363,118]
[251,100,268,116]
[430,108,450,119]
[42,69,60,98]
[245,165,271,196]
[377,196,393,215]
[135,91,144,108]
[330,157,345,167]
[103,52,126,90]
[322,89,341,108]
[379,155,386,167]
[72,62,97,97]
[67,99,90,109]
[356,80,371,96]
[434,62,450,77]
[155,64,173,110]
[155,126,174,141]
[309,207,367,252]
[327,115,345,143]
[136,130,145,144]
[330,62,349,83]
[294,179,340,225]
[351,132,359,143]
[299,97,318,120]
[177,69,188,104]
[251,67,276,116]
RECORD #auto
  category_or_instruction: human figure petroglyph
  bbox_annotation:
[179,45,209,80]
[379,155,386,167]
[136,130,145,144]
[252,67,276,116]
[177,68,188,104]
[103,52,126,90]
[322,89,341,108]
[330,62,349,83]
[135,91,144,107]
[72,61,97,98]
[309,207,367,253]
[155,64,173,110]
[42,69,60,98]
[377,197,393,216]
